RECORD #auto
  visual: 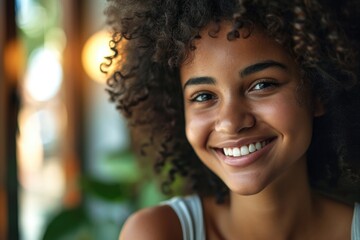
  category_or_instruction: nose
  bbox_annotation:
[214,99,256,134]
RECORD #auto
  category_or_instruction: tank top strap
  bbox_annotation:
[352,202,360,240]
[163,198,360,239]
[161,195,205,240]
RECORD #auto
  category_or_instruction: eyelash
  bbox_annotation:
[190,92,216,103]
[250,79,278,91]
[188,79,279,103]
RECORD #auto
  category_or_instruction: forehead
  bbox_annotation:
[180,22,296,83]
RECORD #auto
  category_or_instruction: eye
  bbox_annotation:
[250,80,278,91]
[190,92,215,102]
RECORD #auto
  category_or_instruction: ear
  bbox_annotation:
[313,97,325,117]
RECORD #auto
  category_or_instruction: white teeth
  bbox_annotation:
[240,146,249,156]
[255,142,262,150]
[222,140,269,157]
[232,148,241,157]
[249,144,256,153]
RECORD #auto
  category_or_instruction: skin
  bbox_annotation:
[119,22,354,240]
[181,24,316,196]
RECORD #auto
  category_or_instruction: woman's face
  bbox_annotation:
[180,23,322,195]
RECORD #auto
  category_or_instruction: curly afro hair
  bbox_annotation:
[103,0,360,203]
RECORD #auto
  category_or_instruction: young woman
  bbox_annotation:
[103,0,360,239]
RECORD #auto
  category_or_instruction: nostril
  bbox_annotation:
[214,112,256,133]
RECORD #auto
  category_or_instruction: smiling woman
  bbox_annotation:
[180,24,319,196]
[103,0,360,239]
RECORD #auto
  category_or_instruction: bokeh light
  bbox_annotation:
[82,30,113,83]
[24,47,63,102]
[16,0,47,37]
[17,107,44,177]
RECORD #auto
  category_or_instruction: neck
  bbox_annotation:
[225,159,319,239]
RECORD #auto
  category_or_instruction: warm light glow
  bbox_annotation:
[17,108,44,177]
[4,39,25,81]
[82,30,113,83]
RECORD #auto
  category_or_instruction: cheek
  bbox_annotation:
[257,97,314,148]
[185,111,213,149]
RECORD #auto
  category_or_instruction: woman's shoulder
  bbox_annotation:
[119,204,182,240]
[315,194,355,239]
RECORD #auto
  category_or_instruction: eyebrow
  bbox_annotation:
[240,60,287,78]
[183,76,216,90]
[183,60,287,90]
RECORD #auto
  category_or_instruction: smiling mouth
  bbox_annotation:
[221,138,274,157]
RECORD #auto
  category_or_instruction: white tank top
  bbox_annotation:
[162,195,205,240]
[162,195,360,240]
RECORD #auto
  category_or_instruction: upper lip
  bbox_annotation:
[212,136,276,149]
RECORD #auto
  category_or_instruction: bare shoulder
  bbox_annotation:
[119,205,182,240]
[316,194,354,239]
[319,194,354,217]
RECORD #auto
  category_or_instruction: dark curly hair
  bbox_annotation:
[103,0,360,203]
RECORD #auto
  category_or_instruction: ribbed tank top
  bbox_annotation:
[162,195,360,240]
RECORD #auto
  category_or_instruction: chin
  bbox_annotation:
[227,181,269,196]
[231,188,267,196]
[224,172,276,196]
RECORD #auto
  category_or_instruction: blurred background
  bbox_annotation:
[0,0,165,239]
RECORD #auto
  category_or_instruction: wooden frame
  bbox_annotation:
[61,0,85,207]
[1,0,20,239]
[0,0,7,237]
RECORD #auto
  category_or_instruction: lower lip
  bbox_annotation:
[216,139,275,168]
